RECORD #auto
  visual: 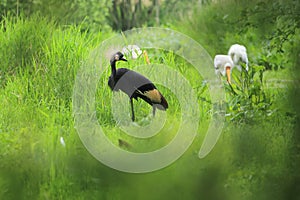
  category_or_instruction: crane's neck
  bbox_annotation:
[110,61,117,78]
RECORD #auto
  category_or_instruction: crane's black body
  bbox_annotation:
[108,52,168,121]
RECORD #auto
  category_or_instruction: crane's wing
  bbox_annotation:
[114,69,154,97]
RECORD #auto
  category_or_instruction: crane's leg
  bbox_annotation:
[152,105,156,117]
[130,98,135,121]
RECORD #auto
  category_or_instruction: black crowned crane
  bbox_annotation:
[108,52,168,121]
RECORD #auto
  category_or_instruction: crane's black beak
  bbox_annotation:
[120,57,127,62]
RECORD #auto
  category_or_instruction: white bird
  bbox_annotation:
[228,44,249,72]
[214,55,234,83]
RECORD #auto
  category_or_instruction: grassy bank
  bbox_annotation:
[1,3,300,199]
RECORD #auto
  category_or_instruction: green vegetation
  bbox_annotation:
[1,0,300,199]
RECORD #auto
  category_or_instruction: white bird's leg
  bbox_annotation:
[130,98,135,121]
[240,67,245,90]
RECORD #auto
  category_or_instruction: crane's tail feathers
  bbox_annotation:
[135,87,168,110]
[157,94,168,110]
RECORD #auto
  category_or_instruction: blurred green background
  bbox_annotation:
[1,0,300,199]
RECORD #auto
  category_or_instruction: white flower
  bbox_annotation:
[121,45,142,60]
[60,136,66,147]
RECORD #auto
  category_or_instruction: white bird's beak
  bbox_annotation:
[226,66,231,84]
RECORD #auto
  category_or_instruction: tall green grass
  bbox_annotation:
[0,15,117,199]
